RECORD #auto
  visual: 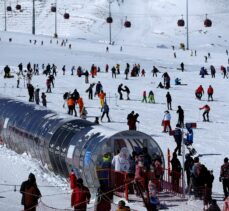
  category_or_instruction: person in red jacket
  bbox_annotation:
[195,85,204,100]
[199,104,210,122]
[69,170,77,190]
[207,85,214,101]
[71,178,91,211]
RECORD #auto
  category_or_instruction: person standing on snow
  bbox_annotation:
[142,91,147,103]
[173,124,182,156]
[162,110,172,133]
[180,62,184,72]
[118,84,124,100]
[34,88,40,105]
[207,85,214,101]
[148,90,155,103]
[176,105,184,128]
[86,83,95,100]
[20,173,41,211]
[123,85,130,100]
[166,92,172,110]
[152,66,160,77]
[210,65,216,78]
[41,93,47,107]
[101,102,111,122]
[220,157,229,200]
[199,104,210,122]
[98,90,106,108]
[62,65,66,75]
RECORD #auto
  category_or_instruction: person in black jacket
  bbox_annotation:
[118,84,124,100]
[101,102,111,122]
[20,173,41,211]
[166,92,172,110]
[176,106,184,128]
[173,124,182,156]
[123,86,130,100]
[171,152,181,192]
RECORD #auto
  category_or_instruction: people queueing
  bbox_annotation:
[195,85,204,100]
[41,93,47,107]
[118,84,124,100]
[34,88,40,105]
[20,173,41,211]
[173,124,182,156]
[27,84,35,102]
[166,92,172,110]
[123,86,130,100]
[220,157,229,200]
[71,178,91,211]
[207,85,214,101]
[170,152,181,192]
[184,154,194,188]
[101,102,111,122]
[116,200,130,211]
[142,90,147,103]
[148,90,155,103]
[176,105,184,128]
[199,104,210,122]
[162,110,172,133]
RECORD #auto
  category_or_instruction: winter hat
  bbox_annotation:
[224,157,228,163]
[28,173,36,182]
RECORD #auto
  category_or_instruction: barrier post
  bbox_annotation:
[167,148,171,177]
[124,172,129,201]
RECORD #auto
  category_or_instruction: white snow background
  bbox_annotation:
[0,0,228,210]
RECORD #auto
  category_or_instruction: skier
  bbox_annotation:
[220,157,229,200]
[176,105,184,128]
[195,85,204,100]
[117,84,124,100]
[127,111,135,130]
[71,65,75,75]
[18,63,23,75]
[105,64,109,72]
[101,102,111,122]
[166,92,172,110]
[141,69,145,77]
[199,104,210,122]
[205,56,208,63]
[67,95,77,116]
[77,97,84,114]
[142,91,147,103]
[148,90,155,103]
[46,78,52,93]
[123,85,130,100]
[106,46,109,53]
[207,85,214,101]
[41,93,47,107]
[16,73,22,88]
[95,81,103,96]
[116,64,120,74]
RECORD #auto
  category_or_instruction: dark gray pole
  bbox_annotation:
[108,0,112,45]
[32,0,35,34]
[186,0,189,50]
[54,0,57,37]
[4,0,7,31]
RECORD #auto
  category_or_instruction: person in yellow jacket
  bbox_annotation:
[116,200,130,211]
[98,90,106,107]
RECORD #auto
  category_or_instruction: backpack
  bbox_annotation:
[24,186,39,208]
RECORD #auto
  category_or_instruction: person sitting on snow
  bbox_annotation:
[175,78,181,85]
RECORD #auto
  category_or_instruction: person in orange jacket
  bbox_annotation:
[77,97,84,113]
[98,90,106,107]
[207,85,214,101]
[71,178,91,211]
[199,104,210,122]
[67,95,77,116]
[195,85,204,100]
